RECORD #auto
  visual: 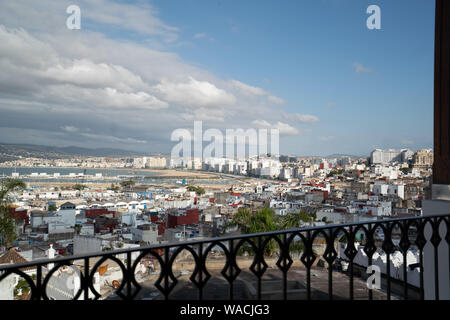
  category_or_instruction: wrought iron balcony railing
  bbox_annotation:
[0,214,449,300]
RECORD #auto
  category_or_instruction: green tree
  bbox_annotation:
[0,179,26,247]
[279,212,302,229]
[229,208,279,256]
[73,184,86,191]
[187,185,205,195]
[74,224,82,235]
[400,167,411,175]
[120,180,135,188]
[278,210,318,254]
[278,209,315,229]
[327,169,344,178]
[14,278,31,298]
[47,204,57,212]
[227,208,321,256]
[298,210,314,223]
[227,208,303,256]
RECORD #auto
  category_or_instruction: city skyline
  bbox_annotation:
[0,0,435,156]
[0,141,432,159]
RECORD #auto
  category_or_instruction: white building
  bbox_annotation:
[371,165,400,180]
[130,224,158,244]
[371,149,414,165]
[260,166,280,179]
[280,167,293,180]
[372,183,405,199]
[145,157,167,169]
[57,202,77,226]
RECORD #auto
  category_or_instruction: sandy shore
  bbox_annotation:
[25,181,233,191]
[0,166,218,178]
[140,169,217,178]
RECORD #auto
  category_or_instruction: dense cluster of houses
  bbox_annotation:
[0,149,433,299]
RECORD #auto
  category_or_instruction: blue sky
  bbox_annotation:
[0,0,436,156]
[158,0,435,156]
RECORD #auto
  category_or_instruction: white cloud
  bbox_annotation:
[0,26,167,110]
[267,95,285,105]
[0,1,179,43]
[194,33,206,39]
[230,80,285,105]
[252,119,272,127]
[44,86,168,110]
[154,77,236,108]
[81,0,179,43]
[180,108,226,122]
[252,119,299,135]
[291,113,319,123]
[0,25,58,68]
[43,59,149,91]
[274,122,299,135]
[0,1,289,150]
[353,62,372,74]
[230,80,267,96]
[61,125,78,133]
[80,132,147,144]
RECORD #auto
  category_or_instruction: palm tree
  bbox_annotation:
[279,212,302,229]
[279,209,316,229]
[0,179,26,247]
[227,208,278,234]
[0,178,25,200]
[278,209,316,255]
[225,208,320,257]
[226,208,281,256]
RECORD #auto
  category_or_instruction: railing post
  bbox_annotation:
[283,233,288,301]
[164,247,170,300]
[327,229,334,300]
[126,251,132,300]
[400,220,411,300]
[83,258,89,300]
[229,239,234,300]
[35,265,42,301]
[306,230,312,300]
[382,222,392,301]
[257,236,262,301]
[198,242,203,301]
[363,223,375,301]
[349,226,354,300]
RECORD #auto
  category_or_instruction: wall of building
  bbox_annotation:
[130,226,158,244]
[0,274,16,300]
[422,200,450,300]
[73,235,102,255]
[167,209,199,228]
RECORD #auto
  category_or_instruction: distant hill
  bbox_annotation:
[0,143,148,162]
[292,154,364,159]
[324,153,363,159]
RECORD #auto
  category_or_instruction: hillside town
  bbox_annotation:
[0,148,433,299]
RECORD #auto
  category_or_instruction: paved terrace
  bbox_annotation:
[103,256,399,300]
